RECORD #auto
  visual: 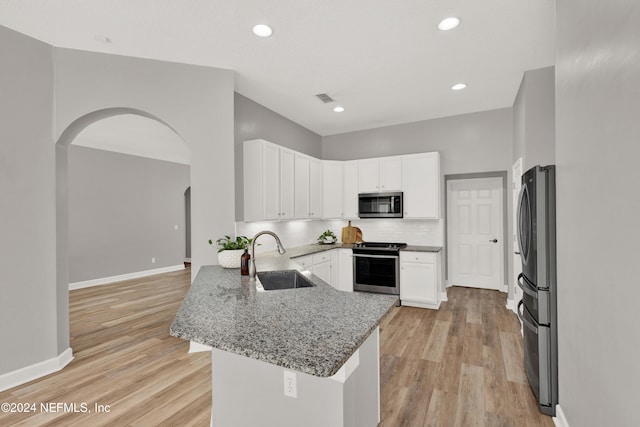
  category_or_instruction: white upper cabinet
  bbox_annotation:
[243,139,439,222]
[358,156,402,193]
[294,154,311,219]
[322,161,343,219]
[279,148,295,220]
[309,158,323,218]
[262,142,281,221]
[244,139,285,222]
[342,161,359,219]
[402,152,440,219]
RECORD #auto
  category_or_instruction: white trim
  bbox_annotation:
[0,347,73,392]
[506,297,517,312]
[189,341,213,353]
[553,405,570,427]
[69,264,185,290]
[440,291,448,302]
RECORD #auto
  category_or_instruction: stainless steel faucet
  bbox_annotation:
[249,231,287,279]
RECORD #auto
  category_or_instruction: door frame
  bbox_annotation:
[444,171,509,293]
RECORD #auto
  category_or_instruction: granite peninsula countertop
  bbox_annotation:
[170,246,398,378]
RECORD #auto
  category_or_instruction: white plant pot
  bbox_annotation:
[218,249,244,268]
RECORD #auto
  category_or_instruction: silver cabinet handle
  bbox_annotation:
[489,239,498,243]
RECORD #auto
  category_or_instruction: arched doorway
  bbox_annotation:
[55,107,189,340]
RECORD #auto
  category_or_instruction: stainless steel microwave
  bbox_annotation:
[358,192,403,218]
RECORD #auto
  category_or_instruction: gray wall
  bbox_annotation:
[0,27,60,374]
[322,108,513,175]
[513,66,556,168]
[234,93,322,221]
[68,146,190,283]
[555,1,640,425]
[1,26,235,379]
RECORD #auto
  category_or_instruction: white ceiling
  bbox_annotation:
[0,0,555,137]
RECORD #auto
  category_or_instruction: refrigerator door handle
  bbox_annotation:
[517,300,538,334]
[516,186,525,263]
[517,273,538,298]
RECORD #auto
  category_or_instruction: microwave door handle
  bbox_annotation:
[517,273,538,298]
[352,254,399,259]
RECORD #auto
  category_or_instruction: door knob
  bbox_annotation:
[489,239,498,243]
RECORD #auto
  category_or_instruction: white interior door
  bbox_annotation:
[512,158,524,309]
[448,177,504,290]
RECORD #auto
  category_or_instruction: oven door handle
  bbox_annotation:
[352,253,399,259]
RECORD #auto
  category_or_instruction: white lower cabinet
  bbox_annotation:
[293,249,352,292]
[400,251,440,309]
[338,249,354,292]
[311,252,331,284]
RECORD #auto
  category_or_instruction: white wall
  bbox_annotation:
[555,1,640,425]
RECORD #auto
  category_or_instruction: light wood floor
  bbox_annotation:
[379,287,554,427]
[0,268,554,426]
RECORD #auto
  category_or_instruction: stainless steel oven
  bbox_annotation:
[352,242,406,295]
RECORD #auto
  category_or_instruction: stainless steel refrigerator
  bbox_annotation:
[516,165,558,416]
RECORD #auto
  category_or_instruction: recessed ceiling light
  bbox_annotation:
[333,106,345,113]
[451,83,467,91]
[438,17,460,31]
[252,24,273,37]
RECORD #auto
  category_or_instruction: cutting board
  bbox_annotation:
[341,221,363,244]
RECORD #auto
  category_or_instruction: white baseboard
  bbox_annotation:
[553,405,569,427]
[506,297,517,312]
[401,300,441,310]
[69,264,185,290]
[440,291,448,302]
[0,347,73,392]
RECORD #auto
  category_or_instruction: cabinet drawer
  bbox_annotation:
[401,252,435,264]
[293,255,313,268]
[312,252,331,264]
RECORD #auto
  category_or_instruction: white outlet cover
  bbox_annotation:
[284,370,297,398]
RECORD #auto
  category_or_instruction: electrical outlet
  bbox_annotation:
[284,370,297,398]
[151,257,156,263]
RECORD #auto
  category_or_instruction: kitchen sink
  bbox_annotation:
[256,270,315,291]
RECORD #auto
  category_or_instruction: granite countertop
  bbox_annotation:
[170,248,397,378]
[402,245,442,252]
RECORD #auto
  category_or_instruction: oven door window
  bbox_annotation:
[355,256,396,287]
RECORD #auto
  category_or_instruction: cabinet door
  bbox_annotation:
[402,153,439,219]
[313,261,331,284]
[280,148,295,220]
[243,140,263,222]
[400,253,438,305]
[342,161,359,219]
[323,161,343,219]
[263,143,281,221]
[330,249,340,288]
[309,158,323,218]
[357,159,379,192]
[338,249,354,292]
[294,154,310,219]
[379,157,402,191]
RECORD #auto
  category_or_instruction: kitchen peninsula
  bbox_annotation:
[170,250,397,427]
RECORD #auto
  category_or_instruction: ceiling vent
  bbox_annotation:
[315,93,334,103]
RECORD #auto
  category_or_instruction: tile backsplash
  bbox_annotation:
[235,219,443,253]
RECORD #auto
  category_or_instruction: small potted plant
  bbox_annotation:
[317,230,337,245]
[209,235,254,268]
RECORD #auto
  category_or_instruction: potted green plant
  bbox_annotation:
[209,235,254,268]
[317,230,337,245]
